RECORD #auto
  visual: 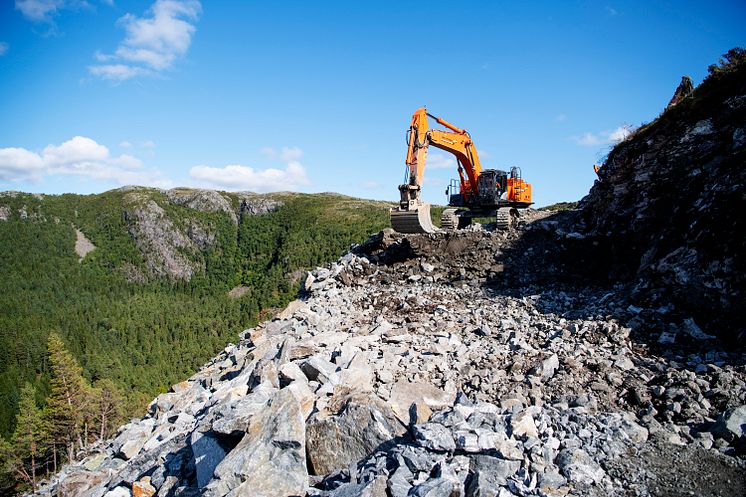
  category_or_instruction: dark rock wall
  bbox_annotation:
[579,63,746,341]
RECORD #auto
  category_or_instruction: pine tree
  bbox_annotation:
[90,379,124,442]
[45,333,87,462]
[7,383,46,492]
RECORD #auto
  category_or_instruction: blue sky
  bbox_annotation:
[0,1,744,206]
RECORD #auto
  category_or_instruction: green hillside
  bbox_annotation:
[0,188,391,436]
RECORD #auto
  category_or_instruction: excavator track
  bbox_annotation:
[441,209,472,231]
[441,208,458,231]
[496,207,512,229]
[390,204,438,234]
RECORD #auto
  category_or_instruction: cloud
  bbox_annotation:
[0,136,171,187]
[190,145,309,192]
[88,63,151,81]
[570,126,635,146]
[141,140,156,149]
[605,6,618,16]
[260,146,303,162]
[190,162,309,192]
[427,152,456,170]
[15,0,112,23]
[0,42,8,56]
[120,140,132,148]
[554,114,567,122]
[90,0,201,81]
[15,0,66,22]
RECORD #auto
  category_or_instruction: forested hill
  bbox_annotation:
[0,188,391,437]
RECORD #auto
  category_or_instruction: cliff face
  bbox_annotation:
[579,61,746,342]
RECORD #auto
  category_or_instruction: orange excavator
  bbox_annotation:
[390,108,533,233]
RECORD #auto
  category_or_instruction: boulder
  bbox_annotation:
[510,411,538,439]
[204,388,307,497]
[389,380,455,425]
[712,405,746,440]
[556,448,605,485]
[211,384,276,436]
[57,470,110,497]
[306,393,405,475]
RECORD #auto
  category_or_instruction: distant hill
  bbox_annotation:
[0,188,391,436]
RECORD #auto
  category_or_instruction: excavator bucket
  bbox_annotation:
[390,204,438,234]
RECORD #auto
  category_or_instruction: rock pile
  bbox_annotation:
[37,218,746,497]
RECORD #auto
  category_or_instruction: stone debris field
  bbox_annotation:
[40,217,746,497]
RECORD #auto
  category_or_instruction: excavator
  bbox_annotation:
[390,108,533,233]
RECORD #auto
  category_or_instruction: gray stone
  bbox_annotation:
[301,356,340,385]
[306,393,405,475]
[712,405,746,439]
[204,388,307,497]
[389,380,455,425]
[556,448,605,485]
[529,354,559,380]
[388,460,415,497]
[413,423,456,452]
[211,385,275,435]
[510,411,538,439]
[410,477,455,497]
[114,421,154,460]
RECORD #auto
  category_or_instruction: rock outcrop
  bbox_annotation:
[579,61,746,343]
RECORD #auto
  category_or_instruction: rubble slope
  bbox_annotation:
[38,219,746,497]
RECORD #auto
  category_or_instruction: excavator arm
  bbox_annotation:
[404,108,483,200]
[392,108,484,233]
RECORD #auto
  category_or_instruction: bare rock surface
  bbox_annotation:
[74,227,96,261]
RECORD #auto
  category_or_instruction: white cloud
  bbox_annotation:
[427,152,456,170]
[190,145,309,192]
[88,63,150,81]
[42,136,108,165]
[190,162,309,193]
[16,0,112,23]
[15,0,65,22]
[605,6,618,16]
[0,42,8,56]
[0,147,46,182]
[120,140,132,148]
[141,140,156,149]
[0,136,171,187]
[260,146,303,162]
[571,125,635,146]
[90,0,201,81]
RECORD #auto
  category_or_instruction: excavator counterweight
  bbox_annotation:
[390,108,533,233]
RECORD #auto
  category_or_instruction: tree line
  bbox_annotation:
[0,333,125,494]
